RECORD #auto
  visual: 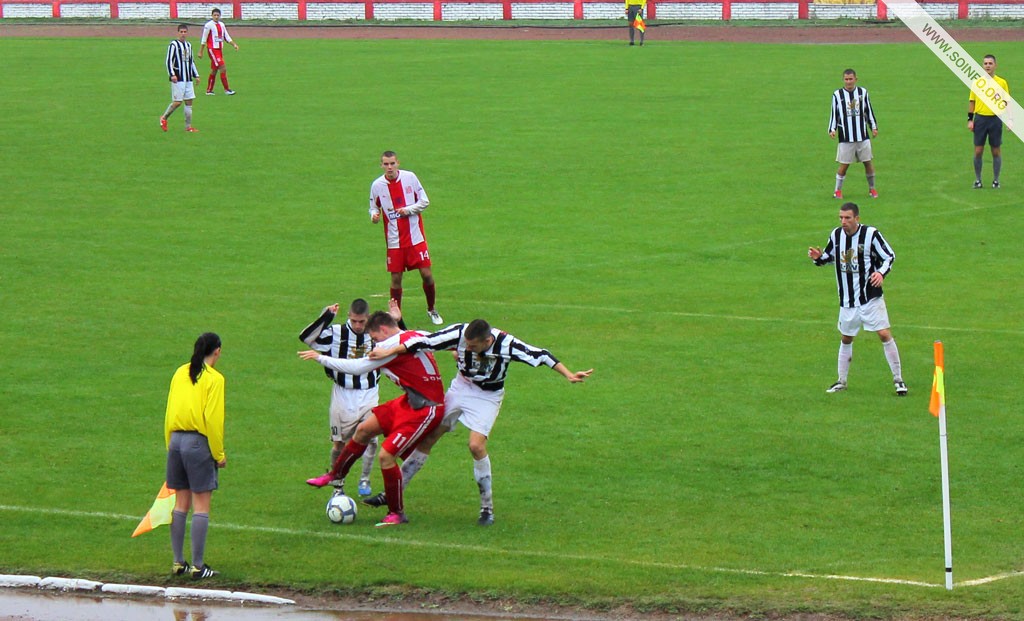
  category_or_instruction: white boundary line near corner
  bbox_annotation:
[886,0,1022,143]
[1,503,1021,590]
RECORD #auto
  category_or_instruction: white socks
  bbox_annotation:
[883,338,903,381]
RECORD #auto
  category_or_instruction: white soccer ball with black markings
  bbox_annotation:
[325,494,358,524]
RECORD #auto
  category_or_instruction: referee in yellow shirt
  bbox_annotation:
[625,0,645,46]
[968,54,1009,189]
[165,332,226,580]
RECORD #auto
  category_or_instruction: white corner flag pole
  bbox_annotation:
[932,340,953,590]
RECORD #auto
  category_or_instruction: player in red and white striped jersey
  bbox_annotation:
[198,8,239,96]
[369,151,443,325]
[300,311,446,527]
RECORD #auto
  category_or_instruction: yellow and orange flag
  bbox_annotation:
[132,482,176,537]
[929,341,945,417]
[633,13,646,32]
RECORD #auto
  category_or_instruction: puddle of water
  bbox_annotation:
[0,590,538,621]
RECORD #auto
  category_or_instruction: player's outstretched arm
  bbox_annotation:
[808,246,822,261]
[369,344,407,360]
[553,363,593,383]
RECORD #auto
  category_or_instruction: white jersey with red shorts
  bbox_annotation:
[369,171,431,272]
[317,330,444,458]
[201,19,232,68]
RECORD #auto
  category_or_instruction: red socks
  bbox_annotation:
[423,282,436,310]
[382,465,404,514]
[329,439,368,480]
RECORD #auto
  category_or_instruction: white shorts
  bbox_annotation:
[329,384,379,442]
[837,296,890,336]
[170,79,196,102]
[836,140,873,164]
[440,374,505,437]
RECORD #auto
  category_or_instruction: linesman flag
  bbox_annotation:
[930,341,945,417]
[131,482,176,537]
[633,13,646,32]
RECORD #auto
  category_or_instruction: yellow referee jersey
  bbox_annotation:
[164,363,226,462]
[970,74,1009,116]
[625,0,644,7]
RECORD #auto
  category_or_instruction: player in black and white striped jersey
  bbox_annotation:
[828,69,878,199]
[808,203,906,397]
[300,299,383,497]
[159,24,200,133]
[364,318,593,525]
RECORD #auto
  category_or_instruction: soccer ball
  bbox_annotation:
[325,493,358,524]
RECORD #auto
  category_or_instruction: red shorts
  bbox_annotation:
[372,394,444,459]
[208,49,225,69]
[387,242,431,273]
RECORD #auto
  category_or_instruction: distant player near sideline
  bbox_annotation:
[159,24,200,133]
[625,0,645,46]
[365,319,593,526]
[198,8,238,96]
[968,54,1008,189]
[300,311,445,527]
[369,151,443,326]
[828,69,878,199]
[299,299,380,497]
[808,203,906,397]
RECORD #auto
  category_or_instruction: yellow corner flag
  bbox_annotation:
[929,341,945,417]
[633,13,646,33]
[132,482,176,538]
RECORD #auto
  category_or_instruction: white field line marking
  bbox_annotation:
[1,503,1017,589]
[470,300,1024,337]
[887,0,1022,144]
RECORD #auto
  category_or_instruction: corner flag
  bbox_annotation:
[633,13,646,32]
[131,482,176,538]
[930,341,945,417]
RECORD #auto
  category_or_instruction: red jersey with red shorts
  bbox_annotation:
[369,171,432,273]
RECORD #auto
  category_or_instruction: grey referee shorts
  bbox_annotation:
[166,431,219,493]
[973,114,1003,147]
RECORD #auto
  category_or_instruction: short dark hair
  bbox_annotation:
[843,68,856,77]
[367,311,397,332]
[381,150,397,159]
[177,23,189,31]
[212,7,222,14]
[349,298,370,315]
[985,54,997,63]
[464,319,492,341]
[840,202,860,216]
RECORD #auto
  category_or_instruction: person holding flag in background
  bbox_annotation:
[625,0,645,46]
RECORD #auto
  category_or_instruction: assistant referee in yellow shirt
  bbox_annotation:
[625,0,645,46]
[968,54,1009,189]
[164,332,226,580]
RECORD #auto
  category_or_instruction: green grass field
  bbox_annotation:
[1,30,1023,619]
